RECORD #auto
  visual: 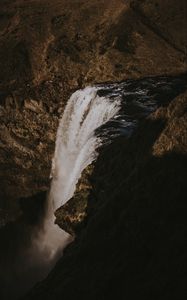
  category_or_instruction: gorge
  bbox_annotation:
[0,0,187,300]
[1,75,187,299]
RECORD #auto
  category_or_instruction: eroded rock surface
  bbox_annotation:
[152,92,187,156]
[55,165,93,235]
[0,0,187,216]
[24,88,187,300]
[0,0,186,298]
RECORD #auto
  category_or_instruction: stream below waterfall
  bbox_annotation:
[0,74,186,300]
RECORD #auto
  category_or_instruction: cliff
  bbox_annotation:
[0,1,187,299]
[0,0,187,218]
[24,87,187,300]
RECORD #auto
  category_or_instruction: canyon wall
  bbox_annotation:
[0,0,186,218]
[0,0,187,299]
[24,88,187,300]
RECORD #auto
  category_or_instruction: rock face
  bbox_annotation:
[0,0,186,87]
[54,164,93,235]
[54,75,187,236]
[24,87,187,300]
[152,92,187,156]
[0,0,187,218]
[0,1,187,298]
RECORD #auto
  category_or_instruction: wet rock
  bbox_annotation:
[24,88,187,300]
[55,164,94,235]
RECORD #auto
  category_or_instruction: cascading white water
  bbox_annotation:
[32,86,121,262]
[50,86,120,210]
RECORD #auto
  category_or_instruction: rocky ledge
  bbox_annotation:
[54,164,94,236]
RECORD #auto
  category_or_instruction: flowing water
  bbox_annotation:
[50,86,121,209]
[34,86,121,262]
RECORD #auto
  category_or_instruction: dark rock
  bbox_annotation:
[55,164,94,235]
[0,1,187,299]
[0,0,187,210]
[24,90,187,300]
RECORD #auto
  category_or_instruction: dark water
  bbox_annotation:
[96,74,187,139]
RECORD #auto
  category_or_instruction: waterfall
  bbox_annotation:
[50,86,121,210]
[32,75,180,261]
[2,75,186,300]
[33,86,121,261]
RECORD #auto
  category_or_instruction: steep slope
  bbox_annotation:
[24,87,187,300]
[0,0,187,217]
[0,1,186,299]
